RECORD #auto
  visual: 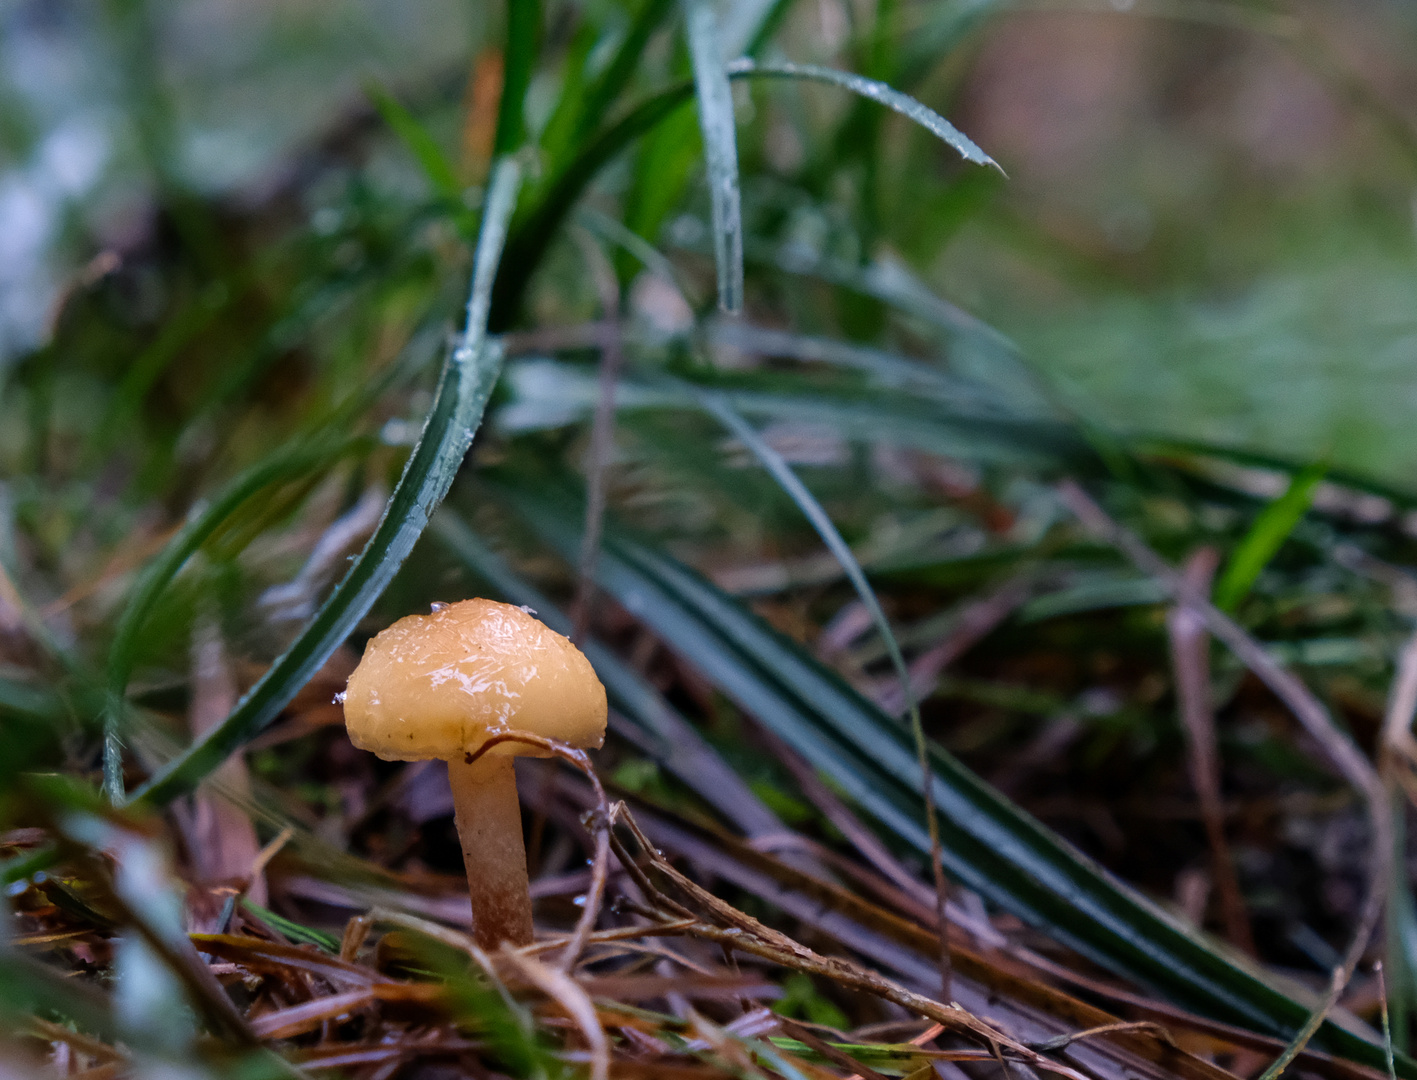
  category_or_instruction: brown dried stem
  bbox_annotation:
[1166,547,1254,954]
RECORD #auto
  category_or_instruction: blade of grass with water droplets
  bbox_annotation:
[130,158,523,808]
[727,59,998,170]
[684,0,744,313]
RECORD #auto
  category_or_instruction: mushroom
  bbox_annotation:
[341,598,607,949]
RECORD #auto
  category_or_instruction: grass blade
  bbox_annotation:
[571,0,677,147]
[703,317,1017,412]
[495,0,541,155]
[1213,460,1326,612]
[695,388,955,993]
[696,388,912,700]
[497,357,1092,467]
[102,437,360,801]
[492,83,696,328]
[496,61,994,325]
[684,0,744,313]
[502,486,1409,1078]
[727,59,998,170]
[130,157,524,808]
[364,81,463,203]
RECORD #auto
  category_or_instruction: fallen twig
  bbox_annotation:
[1166,547,1254,953]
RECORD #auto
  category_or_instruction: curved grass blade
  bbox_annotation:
[696,389,912,703]
[502,487,1410,1079]
[696,388,954,991]
[102,437,361,800]
[703,317,1017,412]
[1213,460,1326,612]
[497,357,1092,467]
[727,59,998,171]
[130,158,524,808]
[497,61,996,324]
[684,0,744,313]
[578,207,696,301]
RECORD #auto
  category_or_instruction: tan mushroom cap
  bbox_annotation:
[342,598,607,762]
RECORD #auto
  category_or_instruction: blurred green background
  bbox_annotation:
[7,0,1417,486]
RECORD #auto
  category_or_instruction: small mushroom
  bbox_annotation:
[342,598,607,949]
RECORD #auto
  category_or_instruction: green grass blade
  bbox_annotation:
[496,60,992,325]
[695,389,951,963]
[101,437,359,801]
[129,158,524,808]
[696,389,912,700]
[727,59,997,170]
[240,898,340,951]
[495,0,541,155]
[504,487,1409,1078]
[492,82,696,328]
[572,0,677,147]
[1213,460,1326,612]
[703,317,1016,411]
[578,207,693,298]
[684,0,745,313]
[364,80,463,203]
[497,357,1092,467]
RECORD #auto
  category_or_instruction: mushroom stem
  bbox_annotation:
[448,753,534,949]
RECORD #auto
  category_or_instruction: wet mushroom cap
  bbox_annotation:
[342,598,607,762]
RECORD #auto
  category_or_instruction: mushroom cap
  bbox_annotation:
[342,598,607,762]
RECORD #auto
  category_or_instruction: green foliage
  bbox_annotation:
[364,81,465,205]
[772,973,850,1030]
[1214,462,1326,612]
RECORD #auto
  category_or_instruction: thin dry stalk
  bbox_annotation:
[500,949,610,1080]
[1166,547,1254,954]
[339,914,374,962]
[1381,629,1417,771]
[184,614,265,904]
[917,724,954,1003]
